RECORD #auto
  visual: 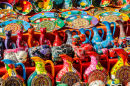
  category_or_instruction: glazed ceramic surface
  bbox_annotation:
[31,17,65,32]
[66,14,99,29]
[0,78,5,86]
[73,0,92,10]
[72,82,87,86]
[13,1,32,15]
[0,37,5,60]
[107,79,122,86]
[0,2,12,10]
[2,59,26,86]
[92,0,110,7]
[53,0,72,12]
[4,47,27,63]
[111,0,129,7]
[89,80,105,86]
[0,19,30,36]
[30,12,59,22]
[88,7,119,16]
[27,57,55,86]
[119,4,130,18]
[126,36,130,47]
[59,10,87,19]
[33,0,53,12]
[56,54,82,86]
[95,11,129,23]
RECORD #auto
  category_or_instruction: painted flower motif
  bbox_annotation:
[103,1,108,5]
[23,1,27,4]
[68,12,71,15]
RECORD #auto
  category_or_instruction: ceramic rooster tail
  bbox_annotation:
[56,54,82,86]
[53,30,65,46]
[83,51,109,84]
[1,59,26,86]
[116,20,126,45]
[27,57,55,86]
[79,28,91,44]
[39,27,52,46]
[28,27,39,47]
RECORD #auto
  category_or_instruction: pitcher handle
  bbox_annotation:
[100,54,110,75]
[15,63,26,80]
[45,60,55,78]
[72,58,82,78]
[110,22,116,36]
[85,29,91,40]
[59,31,66,43]
[98,28,104,39]
[71,30,78,35]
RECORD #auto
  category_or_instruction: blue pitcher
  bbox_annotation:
[79,28,91,44]
[91,27,104,45]
[101,21,116,48]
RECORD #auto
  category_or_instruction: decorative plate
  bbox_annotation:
[88,69,107,84]
[111,0,129,7]
[119,4,130,18]
[0,78,5,86]
[31,74,52,86]
[116,66,130,85]
[29,12,59,22]
[0,9,17,18]
[66,14,99,29]
[95,11,129,23]
[92,0,110,7]
[60,72,81,86]
[0,19,30,36]
[31,17,65,32]
[59,10,88,19]
[88,7,119,16]
[33,0,53,13]
[0,2,12,10]
[5,76,23,86]
[13,1,32,15]
[73,0,92,10]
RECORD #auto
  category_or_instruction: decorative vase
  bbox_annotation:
[27,57,55,86]
[2,59,26,86]
[56,54,82,86]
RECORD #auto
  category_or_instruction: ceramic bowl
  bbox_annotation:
[92,0,110,7]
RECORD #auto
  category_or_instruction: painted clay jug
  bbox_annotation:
[4,47,27,63]
[101,21,116,48]
[53,0,72,12]
[79,28,91,44]
[53,30,65,46]
[5,30,16,49]
[56,54,82,86]
[110,48,130,85]
[28,28,39,47]
[39,27,51,46]
[91,27,104,45]
[92,0,110,7]
[0,36,5,60]
[65,29,78,45]
[27,57,55,86]
[16,30,28,51]
[2,59,26,86]
[116,20,126,45]
[111,0,129,7]
[83,51,110,84]
[28,45,51,66]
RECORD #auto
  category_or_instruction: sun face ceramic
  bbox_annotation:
[66,14,99,29]
[31,17,65,32]
[0,19,30,36]
[95,11,129,23]
[13,1,32,15]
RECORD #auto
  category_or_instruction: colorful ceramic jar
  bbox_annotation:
[27,57,55,86]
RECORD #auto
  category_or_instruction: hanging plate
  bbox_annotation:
[31,17,65,32]
[0,19,30,36]
[65,14,99,29]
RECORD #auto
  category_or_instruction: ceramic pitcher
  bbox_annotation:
[2,59,26,86]
[91,27,104,45]
[79,28,91,44]
[53,30,66,46]
[83,51,110,84]
[65,29,78,45]
[27,56,55,86]
[101,21,116,48]
[56,54,82,86]
[116,20,126,45]
[110,48,130,85]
